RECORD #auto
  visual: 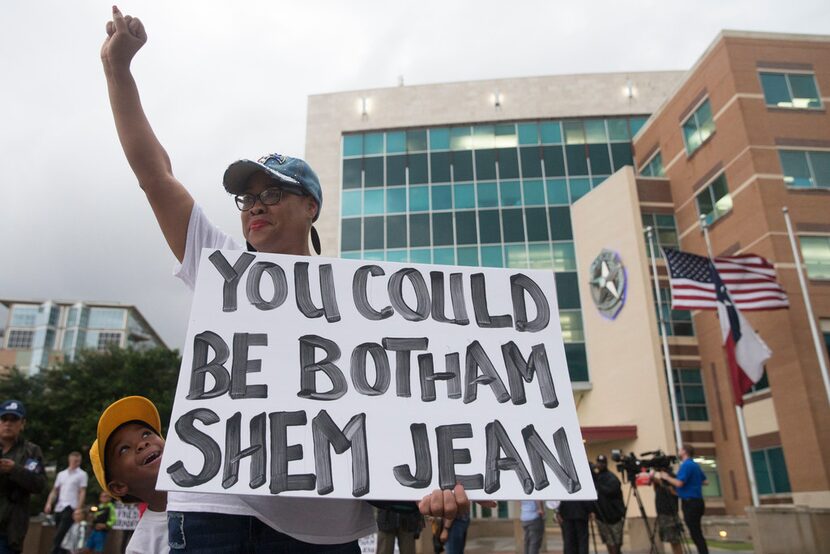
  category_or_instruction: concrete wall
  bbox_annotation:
[570,166,678,516]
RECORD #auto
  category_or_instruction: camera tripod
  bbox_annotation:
[621,481,693,554]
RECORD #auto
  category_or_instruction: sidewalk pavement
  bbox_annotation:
[463,533,754,553]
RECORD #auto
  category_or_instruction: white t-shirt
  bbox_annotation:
[127,509,168,554]
[54,467,88,511]
[167,204,377,545]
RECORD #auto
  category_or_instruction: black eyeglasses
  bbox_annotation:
[234,185,304,211]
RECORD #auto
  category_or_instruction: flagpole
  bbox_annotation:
[645,226,684,451]
[782,207,830,406]
[699,215,760,507]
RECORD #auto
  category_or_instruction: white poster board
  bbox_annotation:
[113,502,141,531]
[156,250,596,501]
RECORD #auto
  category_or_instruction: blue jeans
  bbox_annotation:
[444,514,469,554]
[168,512,361,553]
[86,530,108,552]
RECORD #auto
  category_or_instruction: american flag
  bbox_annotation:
[663,248,790,311]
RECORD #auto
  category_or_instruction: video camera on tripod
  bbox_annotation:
[611,449,677,484]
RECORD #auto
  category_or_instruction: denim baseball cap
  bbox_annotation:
[223,153,323,254]
[0,399,25,419]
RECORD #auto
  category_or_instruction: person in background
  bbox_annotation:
[45,451,88,554]
[557,500,592,554]
[376,507,423,554]
[652,469,684,554]
[592,455,625,554]
[658,445,709,554]
[0,399,46,554]
[520,500,545,554]
[59,508,88,554]
[443,511,470,554]
[86,491,116,553]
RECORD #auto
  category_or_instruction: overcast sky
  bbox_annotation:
[1,0,827,349]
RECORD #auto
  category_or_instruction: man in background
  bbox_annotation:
[592,455,625,554]
[0,399,46,554]
[44,452,88,554]
[658,446,708,554]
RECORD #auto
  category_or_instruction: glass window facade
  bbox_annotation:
[87,308,126,329]
[696,174,732,225]
[760,72,821,109]
[640,151,666,177]
[682,99,716,155]
[672,367,708,420]
[642,213,678,252]
[779,150,830,189]
[97,332,122,350]
[698,457,722,498]
[340,117,646,384]
[9,306,38,327]
[656,289,694,336]
[751,446,792,495]
[799,236,830,279]
[6,330,34,349]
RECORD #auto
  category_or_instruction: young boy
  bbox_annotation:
[89,396,167,554]
[59,508,88,553]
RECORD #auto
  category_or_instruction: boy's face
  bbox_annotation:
[105,422,165,498]
[99,492,111,504]
[72,509,84,522]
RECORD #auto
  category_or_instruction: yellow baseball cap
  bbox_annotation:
[89,396,161,497]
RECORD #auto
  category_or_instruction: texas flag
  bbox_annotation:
[712,263,772,406]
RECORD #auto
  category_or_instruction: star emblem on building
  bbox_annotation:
[588,249,627,319]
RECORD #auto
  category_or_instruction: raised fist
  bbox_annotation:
[101,5,147,68]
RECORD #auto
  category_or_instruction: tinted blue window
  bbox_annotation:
[540,121,562,144]
[429,128,451,150]
[452,151,474,181]
[502,209,525,242]
[341,219,361,251]
[365,133,383,155]
[475,149,497,180]
[430,152,451,183]
[433,247,455,265]
[432,185,452,210]
[569,178,591,202]
[341,190,361,217]
[364,217,384,250]
[454,183,475,209]
[565,343,589,382]
[343,159,362,189]
[481,245,503,267]
[543,146,566,177]
[409,186,429,211]
[343,134,362,157]
[499,181,522,206]
[477,183,498,208]
[546,178,569,204]
[479,210,501,244]
[386,187,406,213]
[387,215,407,248]
[432,213,454,246]
[523,180,545,205]
[409,153,429,184]
[518,123,539,145]
[409,214,430,247]
[455,212,478,245]
[520,147,543,178]
[386,155,406,186]
[386,131,406,153]
[457,246,479,266]
[556,272,581,309]
[364,189,384,215]
[410,249,431,263]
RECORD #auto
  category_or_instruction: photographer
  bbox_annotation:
[651,470,683,554]
[658,446,708,554]
[592,455,625,554]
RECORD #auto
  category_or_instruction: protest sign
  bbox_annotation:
[113,502,140,531]
[156,250,596,501]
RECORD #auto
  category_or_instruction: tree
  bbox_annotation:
[0,347,180,476]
